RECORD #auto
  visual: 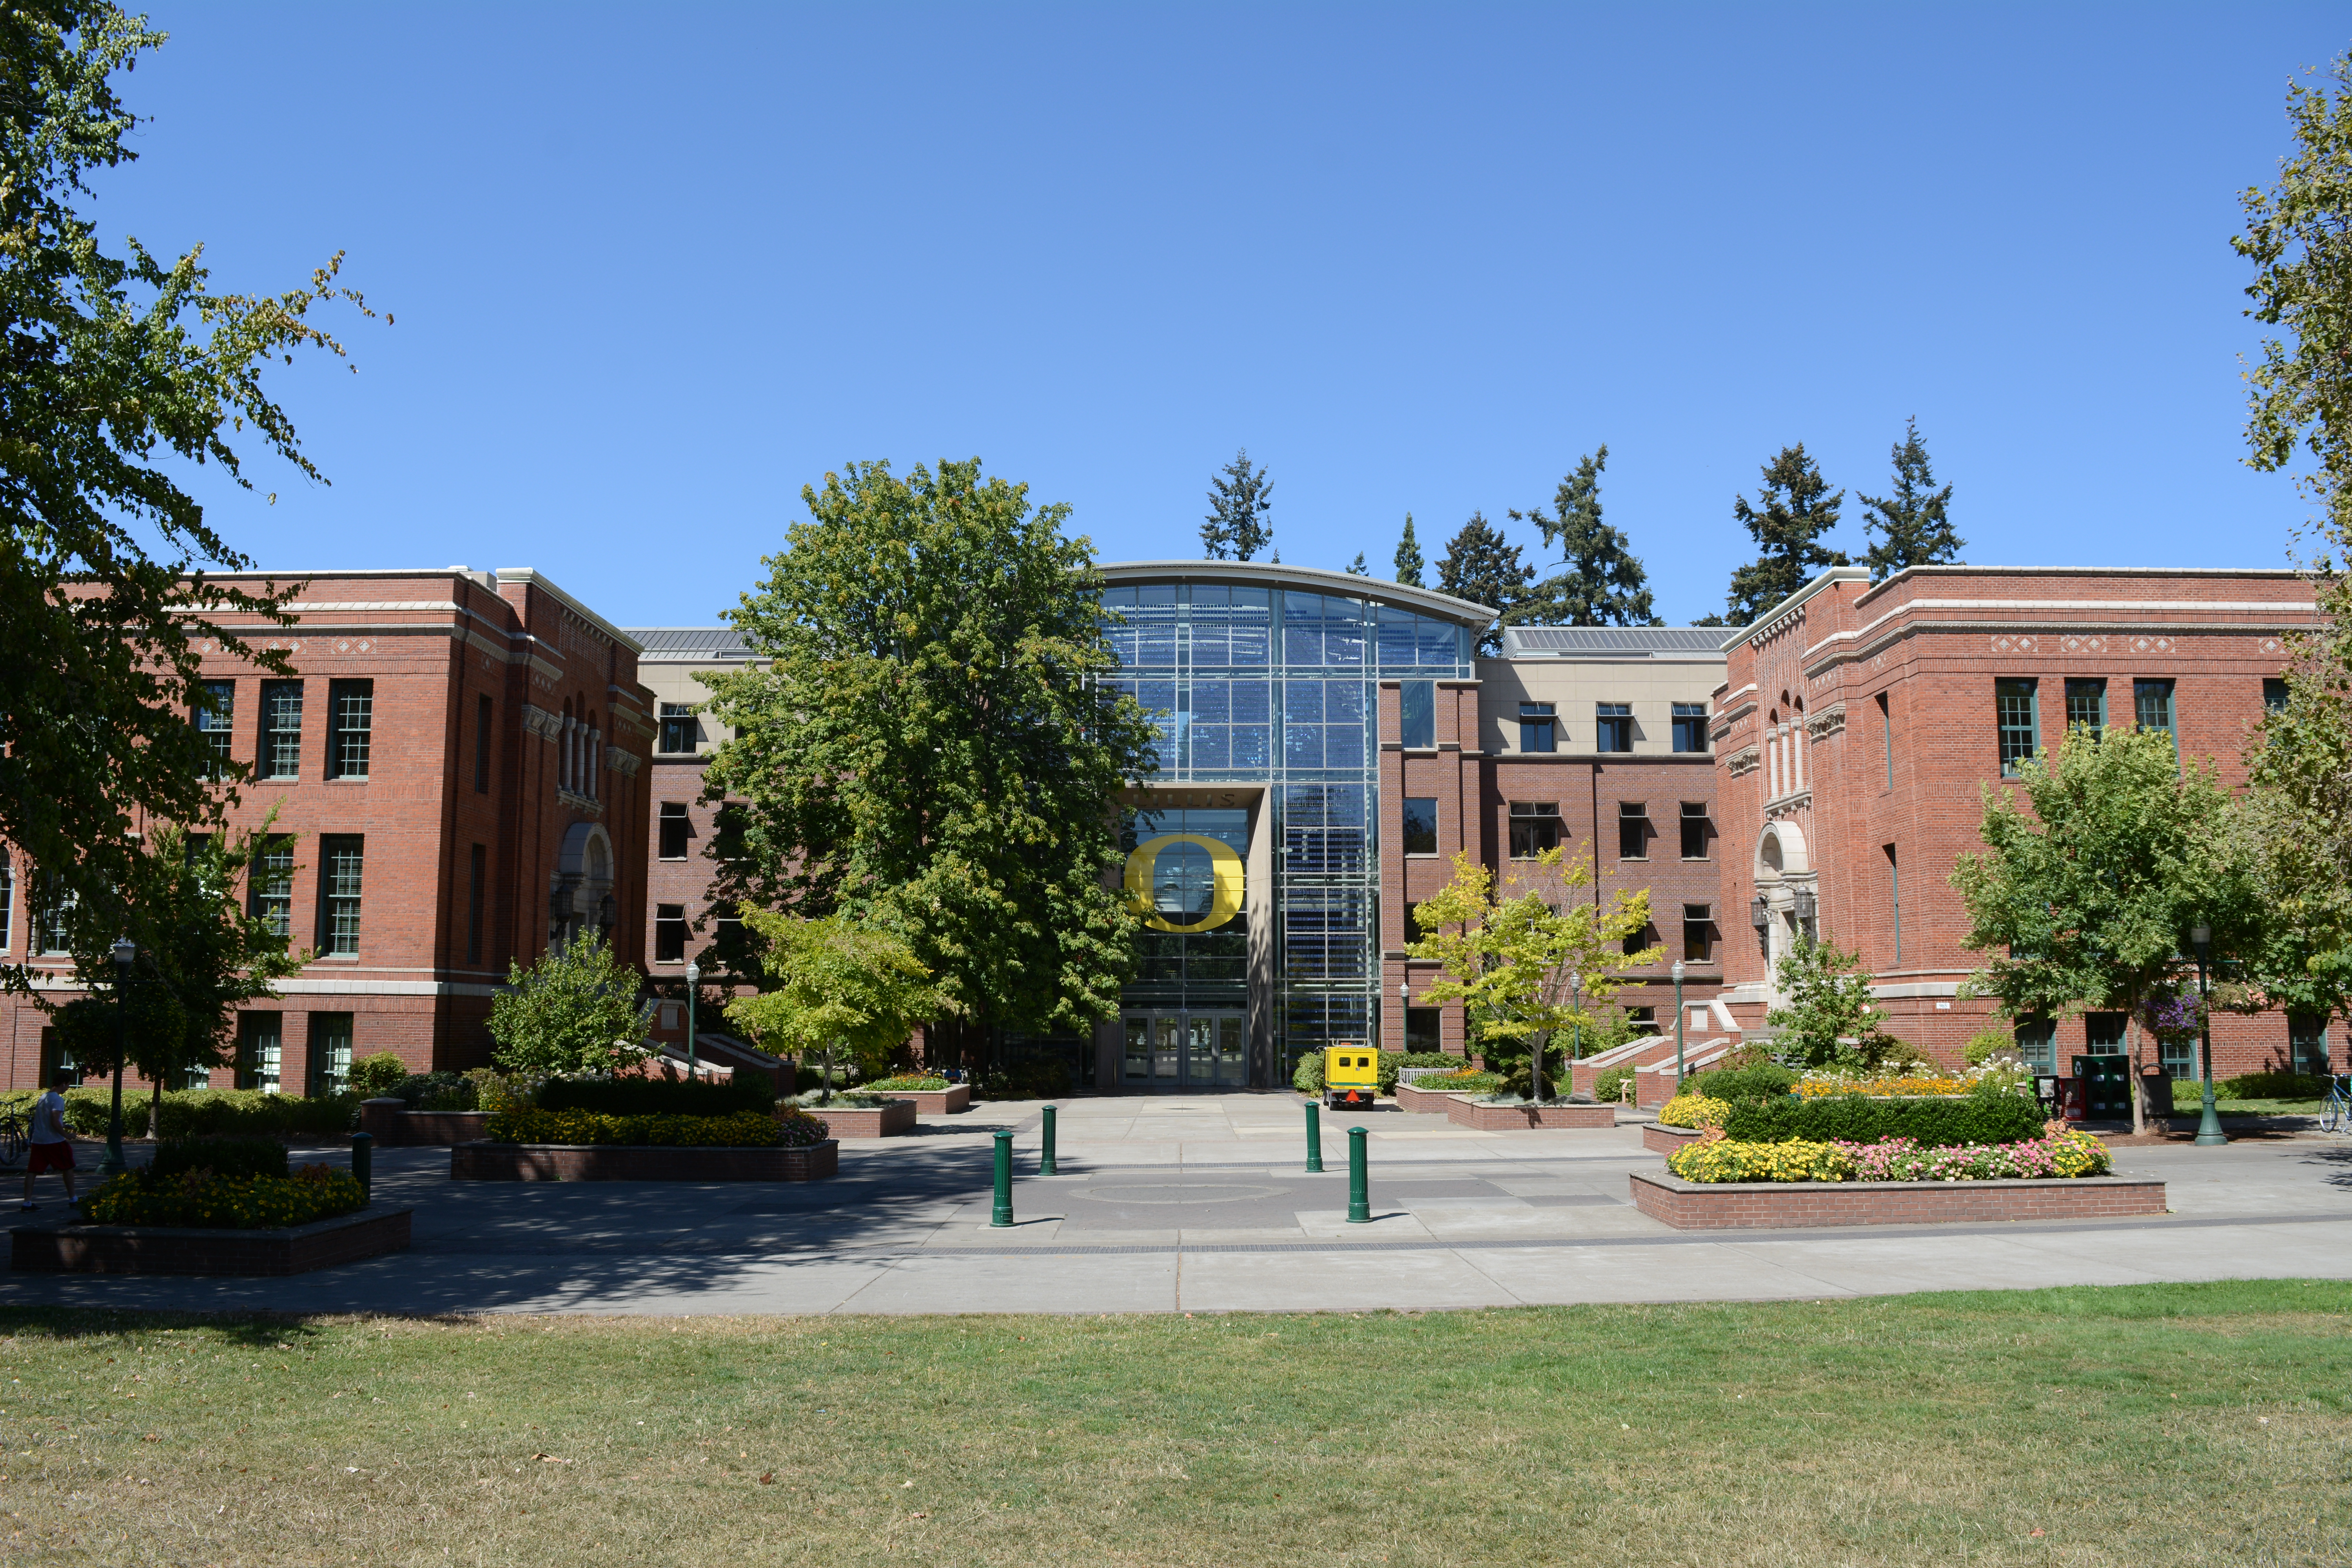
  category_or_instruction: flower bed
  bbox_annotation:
[1666,1125,2113,1184]
[1655,1094,1731,1129]
[1795,1075,1972,1098]
[1628,1170,2166,1230]
[856,1078,969,1114]
[485,1107,825,1148]
[82,1165,367,1229]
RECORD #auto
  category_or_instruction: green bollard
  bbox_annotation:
[350,1131,373,1203]
[1304,1100,1324,1173]
[1347,1125,1370,1223]
[991,1128,1014,1228]
[1040,1105,1059,1177]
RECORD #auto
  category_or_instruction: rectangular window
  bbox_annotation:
[1679,802,1711,860]
[654,904,687,964]
[2289,1013,2330,1077]
[326,680,374,780]
[2264,677,2290,715]
[659,802,692,860]
[1995,679,2039,775]
[2084,1011,2127,1056]
[194,681,236,777]
[1622,920,1661,959]
[236,1012,282,1093]
[659,702,699,754]
[1617,801,1650,860]
[259,681,303,779]
[1670,702,1708,754]
[2134,679,2175,742]
[2063,678,2106,739]
[1885,843,1900,964]
[1405,901,1432,940]
[2014,1017,2056,1076]
[1682,903,1716,963]
[1517,702,1555,754]
[1404,1007,1441,1053]
[309,1013,354,1096]
[466,844,486,964]
[249,836,294,938]
[318,836,363,956]
[1876,691,1893,789]
[1507,801,1561,858]
[475,694,494,792]
[36,872,74,954]
[1399,679,1435,749]
[1400,797,1438,856]
[1595,702,1633,753]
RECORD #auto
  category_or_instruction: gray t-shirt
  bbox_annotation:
[27,1090,68,1145]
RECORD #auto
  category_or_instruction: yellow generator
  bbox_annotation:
[1323,1045,1380,1110]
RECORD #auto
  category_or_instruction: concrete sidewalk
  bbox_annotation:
[5,1092,2349,1316]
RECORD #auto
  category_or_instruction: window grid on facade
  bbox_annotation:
[1617,801,1649,860]
[319,836,363,955]
[327,680,373,779]
[2134,678,2176,740]
[1595,702,1633,753]
[1876,691,1893,789]
[250,837,293,938]
[1399,797,1437,856]
[36,872,73,954]
[659,802,692,860]
[475,694,494,792]
[2264,678,2290,715]
[1995,679,2038,775]
[237,1012,282,1093]
[467,843,486,965]
[1679,802,1711,860]
[2014,1017,2057,1075]
[310,1013,354,1095]
[1517,702,1555,754]
[1670,702,1708,754]
[1622,920,1661,958]
[1508,801,1561,858]
[260,681,302,779]
[655,904,687,964]
[1682,903,1716,963]
[659,703,698,754]
[1399,679,1435,749]
[2063,678,2106,739]
[2288,1013,2330,1077]
[195,681,235,777]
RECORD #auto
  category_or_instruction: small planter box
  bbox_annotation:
[799,1100,917,1139]
[882,1085,970,1115]
[10,1205,412,1276]
[1446,1099,1616,1131]
[1627,1170,2168,1230]
[1643,1123,1706,1155]
[1395,1083,1467,1115]
[358,1099,489,1147]
[450,1140,838,1181]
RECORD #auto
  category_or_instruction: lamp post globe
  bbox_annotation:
[683,960,701,1081]
[103,937,136,1177]
[2189,923,2225,1147]
[1671,958,1688,1084]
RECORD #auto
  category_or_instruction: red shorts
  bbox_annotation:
[27,1140,75,1174]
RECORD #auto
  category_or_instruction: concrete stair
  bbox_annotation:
[1569,1031,1739,1108]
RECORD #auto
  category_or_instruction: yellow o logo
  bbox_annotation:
[1124,834,1245,933]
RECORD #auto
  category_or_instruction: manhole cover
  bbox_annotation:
[1075,1183,1285,1205]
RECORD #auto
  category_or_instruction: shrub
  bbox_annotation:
[1963,1029,2014,1067]
[1381,1052,1462,1093]
[1293,1054,1323,1094]
[974,1056,1070,1100]
[864,1075,950,1092]
[390,1071,476,1111]
[1657,1094,1731,1129]
[2215,1071,2330,1102]
[539,1073,775,1118]
[485,1107,797,1147]
[1408,1069,1502,1095]
[156,1090,359,1140]
[1690,1063,1799,1102]
[83,1165,366,1228]
[1721,1092,2048,1147]
[1592,1065,1635,1104]
[60,1087,149,1138]
[150,1137,288,1181]
[348,1053,410,1099]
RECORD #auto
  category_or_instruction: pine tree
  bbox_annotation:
[1393,513,1425,586]
[1723,443,1849,624]
[1345,551,1369,575]
[1857,418,1962,582]
[1436,512,1533,655]
[1201,448,1274,561]
[1510,446,1662,626]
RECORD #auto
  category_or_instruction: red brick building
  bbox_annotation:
[1,568,655,1094]
[1713,564,2325,1081]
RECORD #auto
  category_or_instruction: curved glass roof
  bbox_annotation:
[1098,559,1496,626]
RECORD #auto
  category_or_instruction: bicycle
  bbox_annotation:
[2322,1074,2350,1135]
[0,1110,26,1169]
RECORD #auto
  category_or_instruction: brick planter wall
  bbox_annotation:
[359,1098,491,1147]
[798,1100,916,1139]
[450,1140,839,1182]
[1643,1123,1705,1155]
[1445,1100,1616,1131]
[882,1085,969,1115]
[11,1206,412,1276]
[1395,1083,1471,1115]
[1628,1170,2168,1230]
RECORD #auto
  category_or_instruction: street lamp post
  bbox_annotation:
[1672,958,1688,1085]
[2189,923,2226,1147]
[1398,980,1410,1052]
[103,937,136,1178]
[683,960,700,1082]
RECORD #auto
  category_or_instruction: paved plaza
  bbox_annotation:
[7,1093,2350,1315]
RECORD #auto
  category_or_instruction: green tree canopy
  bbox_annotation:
[1857,418,1962,582]
[1434,511,1531,655]
[1392,513,1425,587]
[1511,446,1662,627]
[1765,935,1904,1072]
[486,932,655,1078]
[1201,447,1273,561]
[1723,443,1848,624]
[1344,550,1368,575]
[1,3,377,977]
[725,913,946,1091]
[701,458,1159,1048]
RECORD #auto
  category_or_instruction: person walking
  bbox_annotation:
[20,1071,78,1211]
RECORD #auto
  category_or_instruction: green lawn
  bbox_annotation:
[2,1282,2348,1566]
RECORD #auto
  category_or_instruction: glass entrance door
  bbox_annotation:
[1123,1009,1249,1088]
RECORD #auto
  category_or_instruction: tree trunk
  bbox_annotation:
[2126,1012,2146,1136]
[149,1074,163,1143]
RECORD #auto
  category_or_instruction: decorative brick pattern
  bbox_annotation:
[450,1140,839,1181]
[1628,1169,2167,1229]
[10,1206,413,1275]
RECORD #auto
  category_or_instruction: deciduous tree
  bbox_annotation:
[1723,443,1848,624]
[1857,418,1962,581]
[487,932,656,1078]
[725,913,946,1102]
[1511,446,1661,627]
[1764,936,1903,1072]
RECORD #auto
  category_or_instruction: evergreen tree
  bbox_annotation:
[1201,448,1274,561]
[1344,551,1369,576]
[1857,418,1962,581]
[1393,513,1425,586]
[1723,443,1849,623]
[1510,446,1662,626]
[1436,512,1533,655]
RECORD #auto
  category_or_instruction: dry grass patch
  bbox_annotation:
[0,1281,2347,1566]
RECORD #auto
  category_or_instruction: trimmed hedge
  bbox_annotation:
[0,1088,361,1141]
[1690,1063,1800,1102]
[864,1075,950,1092]
[1720,1091,2047,1147]
[484,1107,806,1148]
[151,1137,289,1181]
[538,1074,775,1117]
[2214,1071,2332,1102]
[83,1165,367,1229]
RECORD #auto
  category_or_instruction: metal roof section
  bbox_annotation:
[624,626,756,657]
[1502,626,1733,659]
[1098,559,1498,625]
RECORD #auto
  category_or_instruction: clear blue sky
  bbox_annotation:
[100,3,2348,626]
